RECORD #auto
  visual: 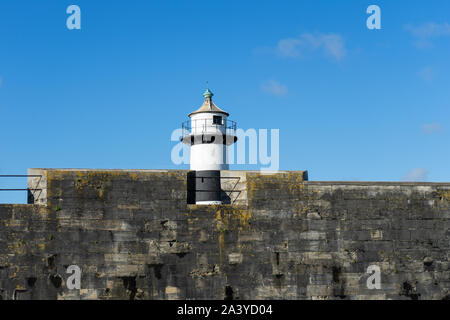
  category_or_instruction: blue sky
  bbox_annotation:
[1,0,449,202]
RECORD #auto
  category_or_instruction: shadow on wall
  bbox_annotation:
[221,190,231,204]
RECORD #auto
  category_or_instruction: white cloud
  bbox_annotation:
[261,80,288,96]
[421,123,443,134]
[402,168,428,182]
[405,22,450,38]
[276,32,346,61]
[404,22,450,47]
[277,38,302,58]
[418,66,435,82]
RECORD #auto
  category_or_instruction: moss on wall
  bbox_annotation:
[0,169,449,300]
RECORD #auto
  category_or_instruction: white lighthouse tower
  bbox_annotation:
[182,89,237,204]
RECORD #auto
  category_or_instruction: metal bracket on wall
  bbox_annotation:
[220,176,241,205]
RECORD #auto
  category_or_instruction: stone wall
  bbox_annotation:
[0,168,449,300]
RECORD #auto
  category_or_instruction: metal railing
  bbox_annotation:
[0,175,42,191]
[0,174,44,204]
[181,118,237,138]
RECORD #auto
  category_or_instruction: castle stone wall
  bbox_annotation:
[0,169,449,300]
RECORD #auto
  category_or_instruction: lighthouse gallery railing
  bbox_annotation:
[181,118,237,139]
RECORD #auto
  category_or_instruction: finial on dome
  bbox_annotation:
[203,88,213,98]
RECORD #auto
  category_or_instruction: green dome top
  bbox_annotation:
[203,88,214,98]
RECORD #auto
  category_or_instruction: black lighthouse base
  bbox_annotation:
[187,170,222,205]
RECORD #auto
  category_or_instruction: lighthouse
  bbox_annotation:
[181,89,238,205]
